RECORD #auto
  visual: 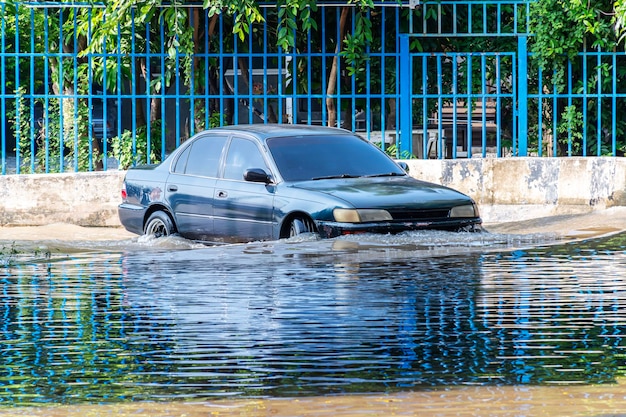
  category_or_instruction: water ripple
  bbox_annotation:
[0,232,625,405]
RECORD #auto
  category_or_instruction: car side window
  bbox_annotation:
[172,144,191,173]
[223,137,269,181]
[184,135,227,177]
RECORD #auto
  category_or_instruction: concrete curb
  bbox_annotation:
[1,157,625,227]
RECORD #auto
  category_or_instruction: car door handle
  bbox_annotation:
[217,190,228,198]
[167,185,178,192]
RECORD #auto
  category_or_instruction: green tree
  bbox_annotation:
[75,0,374,139]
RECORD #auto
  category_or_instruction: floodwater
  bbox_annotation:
[1,221,626,416]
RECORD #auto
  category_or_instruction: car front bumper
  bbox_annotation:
[316,218,483,238]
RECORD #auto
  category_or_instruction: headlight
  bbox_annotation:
[333,208,393,223]
[449,204,477,218]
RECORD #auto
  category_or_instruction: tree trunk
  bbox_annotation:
[542,88,554,157]
[326,7,350,128]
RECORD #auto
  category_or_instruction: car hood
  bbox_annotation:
[289,176,473,209]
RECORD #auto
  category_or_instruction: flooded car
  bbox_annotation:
[118,124,482,243]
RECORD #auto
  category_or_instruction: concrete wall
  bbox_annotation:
[0,171,126,227]
[406,157,626,223]
[1,157,626,227]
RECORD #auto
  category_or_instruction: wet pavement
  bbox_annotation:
[3,383,626,416]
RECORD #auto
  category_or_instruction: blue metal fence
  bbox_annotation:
[399,1,626,159]
[399,1,530,159]
[1,1,625,175]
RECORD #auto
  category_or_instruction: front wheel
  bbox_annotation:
[289,217,317,238]
[144,211,175,238]
[457,224,485,233]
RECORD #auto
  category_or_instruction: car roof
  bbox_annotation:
[205,124,354,139]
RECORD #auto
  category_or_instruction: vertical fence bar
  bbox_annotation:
[159,13,166,158]
[537,66,543,156]
[364,8,371,139]
[247,19,253,125]
[1,5,6,175]
[175,21,181,148]
[219,15,224,127]
[393,7,398,141]
[116,19,122,153]
[277,18,285,125]
[596,49,602,156]
[135,11,143,165]
[398,34,411,157]
[420,55,428,159]
[421,55,428,158]
[13,6,20,174]
[189,9,196,137]
[612,54,617,155]
[58,8,65,172]
[262,9,269,124]
[320,9,327,126]
[582,50,588,156]
[28,8,35,173]
[336,8,343,129]
[567,60,573,156]
[87,10,94,171]
[466,55,473,158]
[350,9,356,132]
[232,19,239,125]
[379,7,387,150]
[517,35,528,156]
[102,18,109,171]
[552,69,558,156]
[289,24,297,127]
[495,54,502,157]
[71,11,79,171]
[480,54,487,157]
[452,53,459,158]
[436,55,443,158]
[204,8,210,128]
[43,8,50,173]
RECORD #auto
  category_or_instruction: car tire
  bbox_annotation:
[289,217,316,237]
[144,211,175,238]
[458,224,485,233]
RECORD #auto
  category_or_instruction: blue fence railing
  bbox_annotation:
[0,1,625,175]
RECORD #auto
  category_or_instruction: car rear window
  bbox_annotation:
[267,135,404,182]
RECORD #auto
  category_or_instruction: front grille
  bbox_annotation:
[388,209,450,221]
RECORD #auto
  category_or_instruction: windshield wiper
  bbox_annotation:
[364,172,406,178]
[312,174,362,180]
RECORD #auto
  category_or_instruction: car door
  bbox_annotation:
[166,134,227,240]
[212,136,275,242]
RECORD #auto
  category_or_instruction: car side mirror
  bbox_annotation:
[397,161,410,173]
[244,168,272,184]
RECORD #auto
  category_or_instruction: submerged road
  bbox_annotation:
[0,207,625,417]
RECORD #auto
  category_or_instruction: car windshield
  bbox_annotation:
[267,135,406,182]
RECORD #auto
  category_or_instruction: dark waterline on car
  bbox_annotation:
[0,230,625,407]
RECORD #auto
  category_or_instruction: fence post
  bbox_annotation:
[399,34,411,157]
[517,35,528,156]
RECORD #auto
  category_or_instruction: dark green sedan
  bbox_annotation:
[118,124,482,243]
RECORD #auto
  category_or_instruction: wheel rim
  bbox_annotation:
[289,220,302,237]
[146,219,169,238]
[289,218,313,237]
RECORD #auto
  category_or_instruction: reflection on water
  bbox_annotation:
[0,231,625,406]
